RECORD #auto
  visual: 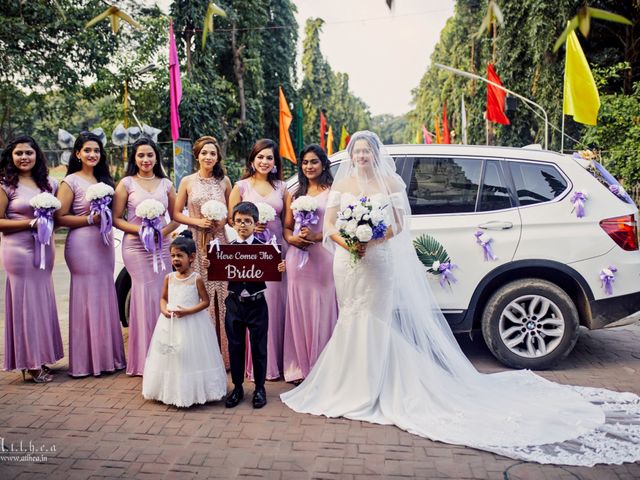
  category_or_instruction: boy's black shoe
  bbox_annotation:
[252,387,267,409]
[225,386,244,408]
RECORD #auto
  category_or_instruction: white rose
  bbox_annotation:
[201,200,227,221]
[135,199,166,219]
[291,195,318,213]
[85,182,114,202]
[255,202,276,223]
[335,218,347,230]
[29,192,62,210]
[432,261,441,271]
[341,208,352,220]
[369,209,385,226]
[355,224,373,242]
[345,219,358,236]
[353,205,368,221]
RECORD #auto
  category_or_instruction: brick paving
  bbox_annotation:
[1,245,639,479]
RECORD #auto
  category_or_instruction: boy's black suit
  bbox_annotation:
[225,237,268,390]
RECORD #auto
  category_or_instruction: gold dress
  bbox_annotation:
[186,174,229,368]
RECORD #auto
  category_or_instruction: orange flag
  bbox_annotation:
[319,111,327,151]
[434,117,442,144]
[327,125,334,156]
[278,87,296,164]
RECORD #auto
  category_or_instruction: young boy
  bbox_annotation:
[224,201,285,409]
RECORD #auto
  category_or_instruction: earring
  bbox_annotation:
[271,165,278,174]
[250,165,255,172]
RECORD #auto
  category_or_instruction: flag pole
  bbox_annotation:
[560,114,565,154]
[435,63,549,150]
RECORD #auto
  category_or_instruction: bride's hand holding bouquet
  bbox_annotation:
[336,196,388,263]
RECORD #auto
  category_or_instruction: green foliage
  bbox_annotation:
[371,114,408,144]
[413,234,451,272]
[406,0,639,155]
[299,18,371,151]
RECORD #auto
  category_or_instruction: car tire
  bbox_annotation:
[481,279,580,370]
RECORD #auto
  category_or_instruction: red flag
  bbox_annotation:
[442,102,451,144]
[486,63,510,125]
[319,111,327,151]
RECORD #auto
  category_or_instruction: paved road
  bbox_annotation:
[1,244,639,479]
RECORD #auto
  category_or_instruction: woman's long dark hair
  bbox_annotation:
[67,132,115,187]
[193,136,226,180]
[295,144,333,198]
[125,138,167,178]
[0,135,52,192]
[240,138,282,189]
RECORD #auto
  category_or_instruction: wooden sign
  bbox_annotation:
[207,244,282,282]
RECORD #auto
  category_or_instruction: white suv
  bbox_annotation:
[114,144,640,370]
[320,144,640,369]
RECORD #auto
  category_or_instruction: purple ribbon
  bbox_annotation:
[293,210,319,269]
[89,196,113,245]
[31,207,55,270]
[475,230,497,261]
[599,265,617,296]
[255,226,272,243]
[438,262,457,288]
[139,216,166,273]
[570,191,587,218]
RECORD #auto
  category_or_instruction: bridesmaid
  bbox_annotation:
[55,132,126,377]
[0,135,63,383]
[173,136,232,368]
[112,138,179,376]
[282,145,338,383]
[228,138,290,380]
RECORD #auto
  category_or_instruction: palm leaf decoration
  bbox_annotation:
[413,234,451,273]
[202,2,227,50]
[85,5,142,34]
[553,7,632,52]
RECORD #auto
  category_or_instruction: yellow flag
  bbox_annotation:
[563,30,600,125]
[339,126,349,150]
[327,125,334,156]
[415,129,421,144]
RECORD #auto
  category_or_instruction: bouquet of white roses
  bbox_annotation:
[336,196,388,263]
[255,202,276,242]
[29,192,61,269]
[135,199,167,273]
[85,182,115,245]
[200,200,227,221]
[291,195,320,268]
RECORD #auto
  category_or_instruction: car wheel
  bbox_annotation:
[481,279,580,369]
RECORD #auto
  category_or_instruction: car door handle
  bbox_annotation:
[478,221,513,230]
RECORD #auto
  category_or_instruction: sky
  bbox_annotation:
[153,0,455,116]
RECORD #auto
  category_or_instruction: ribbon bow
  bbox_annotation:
[88,196,113,245]
[208,238,221,253]
[437,261,457,288]
[139,216,166,273]
[31,207,55,270]
[599,265,617,296]
[570,191,587,218]
[293,209,320,269]
[474,231,497,261]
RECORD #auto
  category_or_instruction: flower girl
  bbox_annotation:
[142,231,227,407]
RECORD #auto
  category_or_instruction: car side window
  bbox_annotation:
[407,157,481,214]
[509,162,568,206]
[478,160,513,212]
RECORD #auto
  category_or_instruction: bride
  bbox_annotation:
[281,130,640,466]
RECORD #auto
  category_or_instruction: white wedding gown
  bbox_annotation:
[281,192,640,466]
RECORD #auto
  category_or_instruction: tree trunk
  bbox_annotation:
[221,24,247,155]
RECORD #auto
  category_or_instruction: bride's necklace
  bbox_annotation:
[137,173,156,180]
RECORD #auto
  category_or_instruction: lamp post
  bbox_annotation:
[434,63,549,150]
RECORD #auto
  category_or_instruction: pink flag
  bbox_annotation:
[422,124,433,144]
[169,20,182,142]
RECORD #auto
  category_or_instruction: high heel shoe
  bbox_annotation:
[21,369,53,384]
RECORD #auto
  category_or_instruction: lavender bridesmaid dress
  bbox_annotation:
[283,189,338,382]
[121,176,172,376]
[235,178,287,380]
[1,179,63,371]
[63,174,126,376]
[186,174,230,369]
